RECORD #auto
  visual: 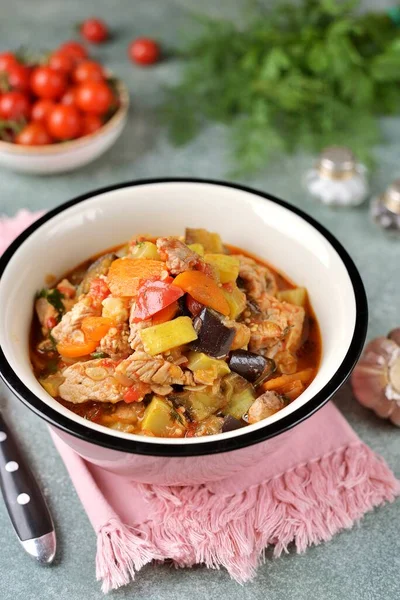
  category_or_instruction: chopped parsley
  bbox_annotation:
[91,351,108,359]
[37,288,65,320]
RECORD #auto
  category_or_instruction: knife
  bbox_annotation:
[0,409,56,564]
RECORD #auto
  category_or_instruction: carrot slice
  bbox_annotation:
[173,271,230,316]
[262,368,314,392]
[82,316,115,342]
[107,258,166,297]
[57,339,98,358]
[152,301,179,325]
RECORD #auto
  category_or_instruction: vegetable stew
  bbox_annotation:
[30,229,321,438]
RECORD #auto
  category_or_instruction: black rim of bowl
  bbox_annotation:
[0,178,368,457]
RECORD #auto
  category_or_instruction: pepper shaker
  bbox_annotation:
[370,179,400,234]
[303,146,369,207]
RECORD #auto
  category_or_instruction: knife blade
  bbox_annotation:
[0,409,56,564]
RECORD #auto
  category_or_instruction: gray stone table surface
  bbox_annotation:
[0,1,399,599]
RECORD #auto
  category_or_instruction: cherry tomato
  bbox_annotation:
[80,18,109,44]
[5,63,31,92]
[15,122,52,145]
[0,52,18,73]
[48,51,75,74]
[58,41,88,62]
[75,81,113,115]
[128,38,160,66]
[60,87,77,106]
[30,67,67,100]
[82,113,103,135]
[46,104,82,140]
[132,280,184,322]
[73,60,104,84]
[31,99,55,123]
[0,91,30,120]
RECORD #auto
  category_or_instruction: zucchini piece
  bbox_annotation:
[187,351,230,377]
[277,287,308,307]
[173,389,227,422]
[204,254,239,283]
[193,415,224,436]
[140,316,198,356]
[39,375,65,398]
[221,373,256,420]
[188,243,205,256]
[131,241,161,261]
[77,253,116,296]
[141,396,187,437]
[222,285,246,319]
[185,228,224,253]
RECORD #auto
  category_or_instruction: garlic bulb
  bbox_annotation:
[351,329,400,426]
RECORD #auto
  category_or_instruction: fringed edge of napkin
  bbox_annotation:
[96,441,399,593]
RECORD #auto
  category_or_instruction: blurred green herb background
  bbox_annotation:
[163,0,400,174]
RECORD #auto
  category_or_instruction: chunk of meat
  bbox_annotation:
[156,237,202,275]
[116,352,195,394]
[51,296,101,344]
[59,359,125,404]
[247,294,305,369]
[128,306,153,351]
[247,391,286,424]
[99,324,131,360]
[56,278,76,299]
[237,255,278,300]
[35,297,59,334]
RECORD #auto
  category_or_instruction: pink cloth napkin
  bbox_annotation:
[1,210,399,593]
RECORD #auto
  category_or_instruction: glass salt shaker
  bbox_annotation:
[370,179,400,234]
[303,146,369,207]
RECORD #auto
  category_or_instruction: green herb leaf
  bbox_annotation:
[37,288,65,319]
[91,351,108,359]
[161,0,400,174]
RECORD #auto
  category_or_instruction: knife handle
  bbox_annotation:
[0,413,56,563]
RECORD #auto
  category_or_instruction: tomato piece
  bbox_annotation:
[73,60,104,84]
[128,38,160,66]
[46,104,82,140]
[123,381,150,404]
[48,51,75,74]
[81,316,114,341]
[6,64,31,92]
[30,67,67,100]
[75,81,113,115]
[0,52,18,73]
[132,280,184,322]
[0,91,30,120]
[186,294,203,317]
[82,113,103,136]
[15,122,52,146]
[152,300,179,325]
[31,99,55,123]
[88,278,110,302]
[58,41,88,62]
[45,316,58,330]
[80,18,109,44]
[173,271,230,316]
[57,339,98,358]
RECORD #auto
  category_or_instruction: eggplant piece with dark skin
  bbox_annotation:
[228,350,276,384]
[190,307,235,358]
[222,415,244,433]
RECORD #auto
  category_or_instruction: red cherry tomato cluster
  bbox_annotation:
[0,41,118,146]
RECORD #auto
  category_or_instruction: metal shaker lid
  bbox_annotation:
[317,146,356,178]
[383,179,400,214]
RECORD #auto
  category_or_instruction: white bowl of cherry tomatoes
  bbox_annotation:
[0,41,129,174]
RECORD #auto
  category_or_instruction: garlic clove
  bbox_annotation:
[373,391,396,419]
[390,404,400,427]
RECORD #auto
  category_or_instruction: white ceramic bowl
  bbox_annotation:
[0,179,368,484]
[0,81,129,175]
